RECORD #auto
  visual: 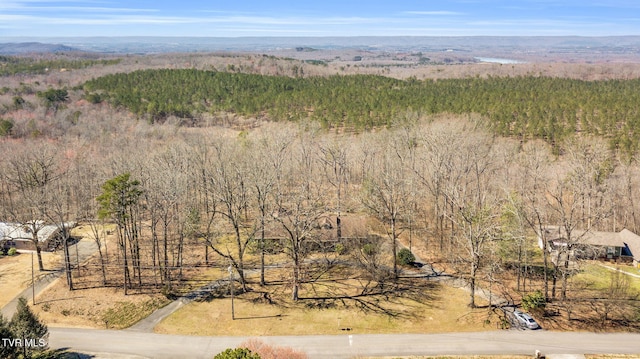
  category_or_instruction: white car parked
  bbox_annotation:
[514,310,540,329]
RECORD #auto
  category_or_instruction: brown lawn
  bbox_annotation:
[0,250,61,308]
[33,278,169,329]
[155,283,497,336]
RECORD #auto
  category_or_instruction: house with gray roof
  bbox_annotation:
[0,221,75,253]
[538,226,640,267]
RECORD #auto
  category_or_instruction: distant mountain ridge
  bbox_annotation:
[0,42,79,55]
[2,36,640,55]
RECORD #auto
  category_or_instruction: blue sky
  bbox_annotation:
[1,0,639,37]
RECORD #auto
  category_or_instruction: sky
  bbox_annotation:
[1,0,639,38]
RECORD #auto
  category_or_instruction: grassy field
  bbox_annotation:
[155,283,499,336]
[616,266,640,276]
[573,262,640,292]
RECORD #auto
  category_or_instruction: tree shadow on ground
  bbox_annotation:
[294,262,441,319]
[35,296,85,305]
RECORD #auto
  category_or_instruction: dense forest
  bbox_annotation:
[83,69,640,155]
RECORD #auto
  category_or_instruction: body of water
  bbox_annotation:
[474,57,526,64]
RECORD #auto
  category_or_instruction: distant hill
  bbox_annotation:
[3,36,640,58]
[0,42,80,55]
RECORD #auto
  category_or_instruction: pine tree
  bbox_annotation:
[0,313,18,359]
[96,173,144,293]
[9,297,49,359]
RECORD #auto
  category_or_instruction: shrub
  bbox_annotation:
[85,92,103,104]
[7,248,17,256]
[522,290,546,311]
[214,348,261,359]
[0,118,14,136]
[240,339,308,359]
[334,243,346,255]
[396,248,415,266]
[362,243,376,256]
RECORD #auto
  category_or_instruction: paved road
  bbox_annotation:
[49,328,640,359]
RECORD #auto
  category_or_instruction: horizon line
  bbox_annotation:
[3,34,640,41]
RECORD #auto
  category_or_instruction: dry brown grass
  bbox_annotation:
[32,279,169,329]
[25,216,500,335]
[0,250,61,308]
[29,226,173,329]
[155,283,498,336]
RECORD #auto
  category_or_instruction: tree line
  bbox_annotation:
[0,55,121,77]
[83,69,640,156]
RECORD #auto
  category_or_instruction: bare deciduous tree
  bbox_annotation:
[443,130,502,308]
[247,125,293,285]
[360,131,412,279]
[2,143,61,271]
[272,132,327,301]
[206,138,254,292]
[545,138,613,301]
[318,136,351,240]
[516,141,554,300]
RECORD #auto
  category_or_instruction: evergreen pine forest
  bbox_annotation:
[83,69,640,155]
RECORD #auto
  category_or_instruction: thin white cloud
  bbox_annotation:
[403,11,464,16]
[15,15,198,25]
[0,14,33,21]
[28,6,157,12]
[210,15,382,26]
[0,0,103,10]
[1,0,638,37]
[1,11,393,27]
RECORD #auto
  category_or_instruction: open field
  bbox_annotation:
[573,263,640,292]
[155,284,496,336]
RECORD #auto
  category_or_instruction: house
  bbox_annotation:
[538,226,640,267]
[0,221,75,252]
[261,213,376,253]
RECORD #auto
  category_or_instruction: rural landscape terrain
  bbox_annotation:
[1,36,640,358]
